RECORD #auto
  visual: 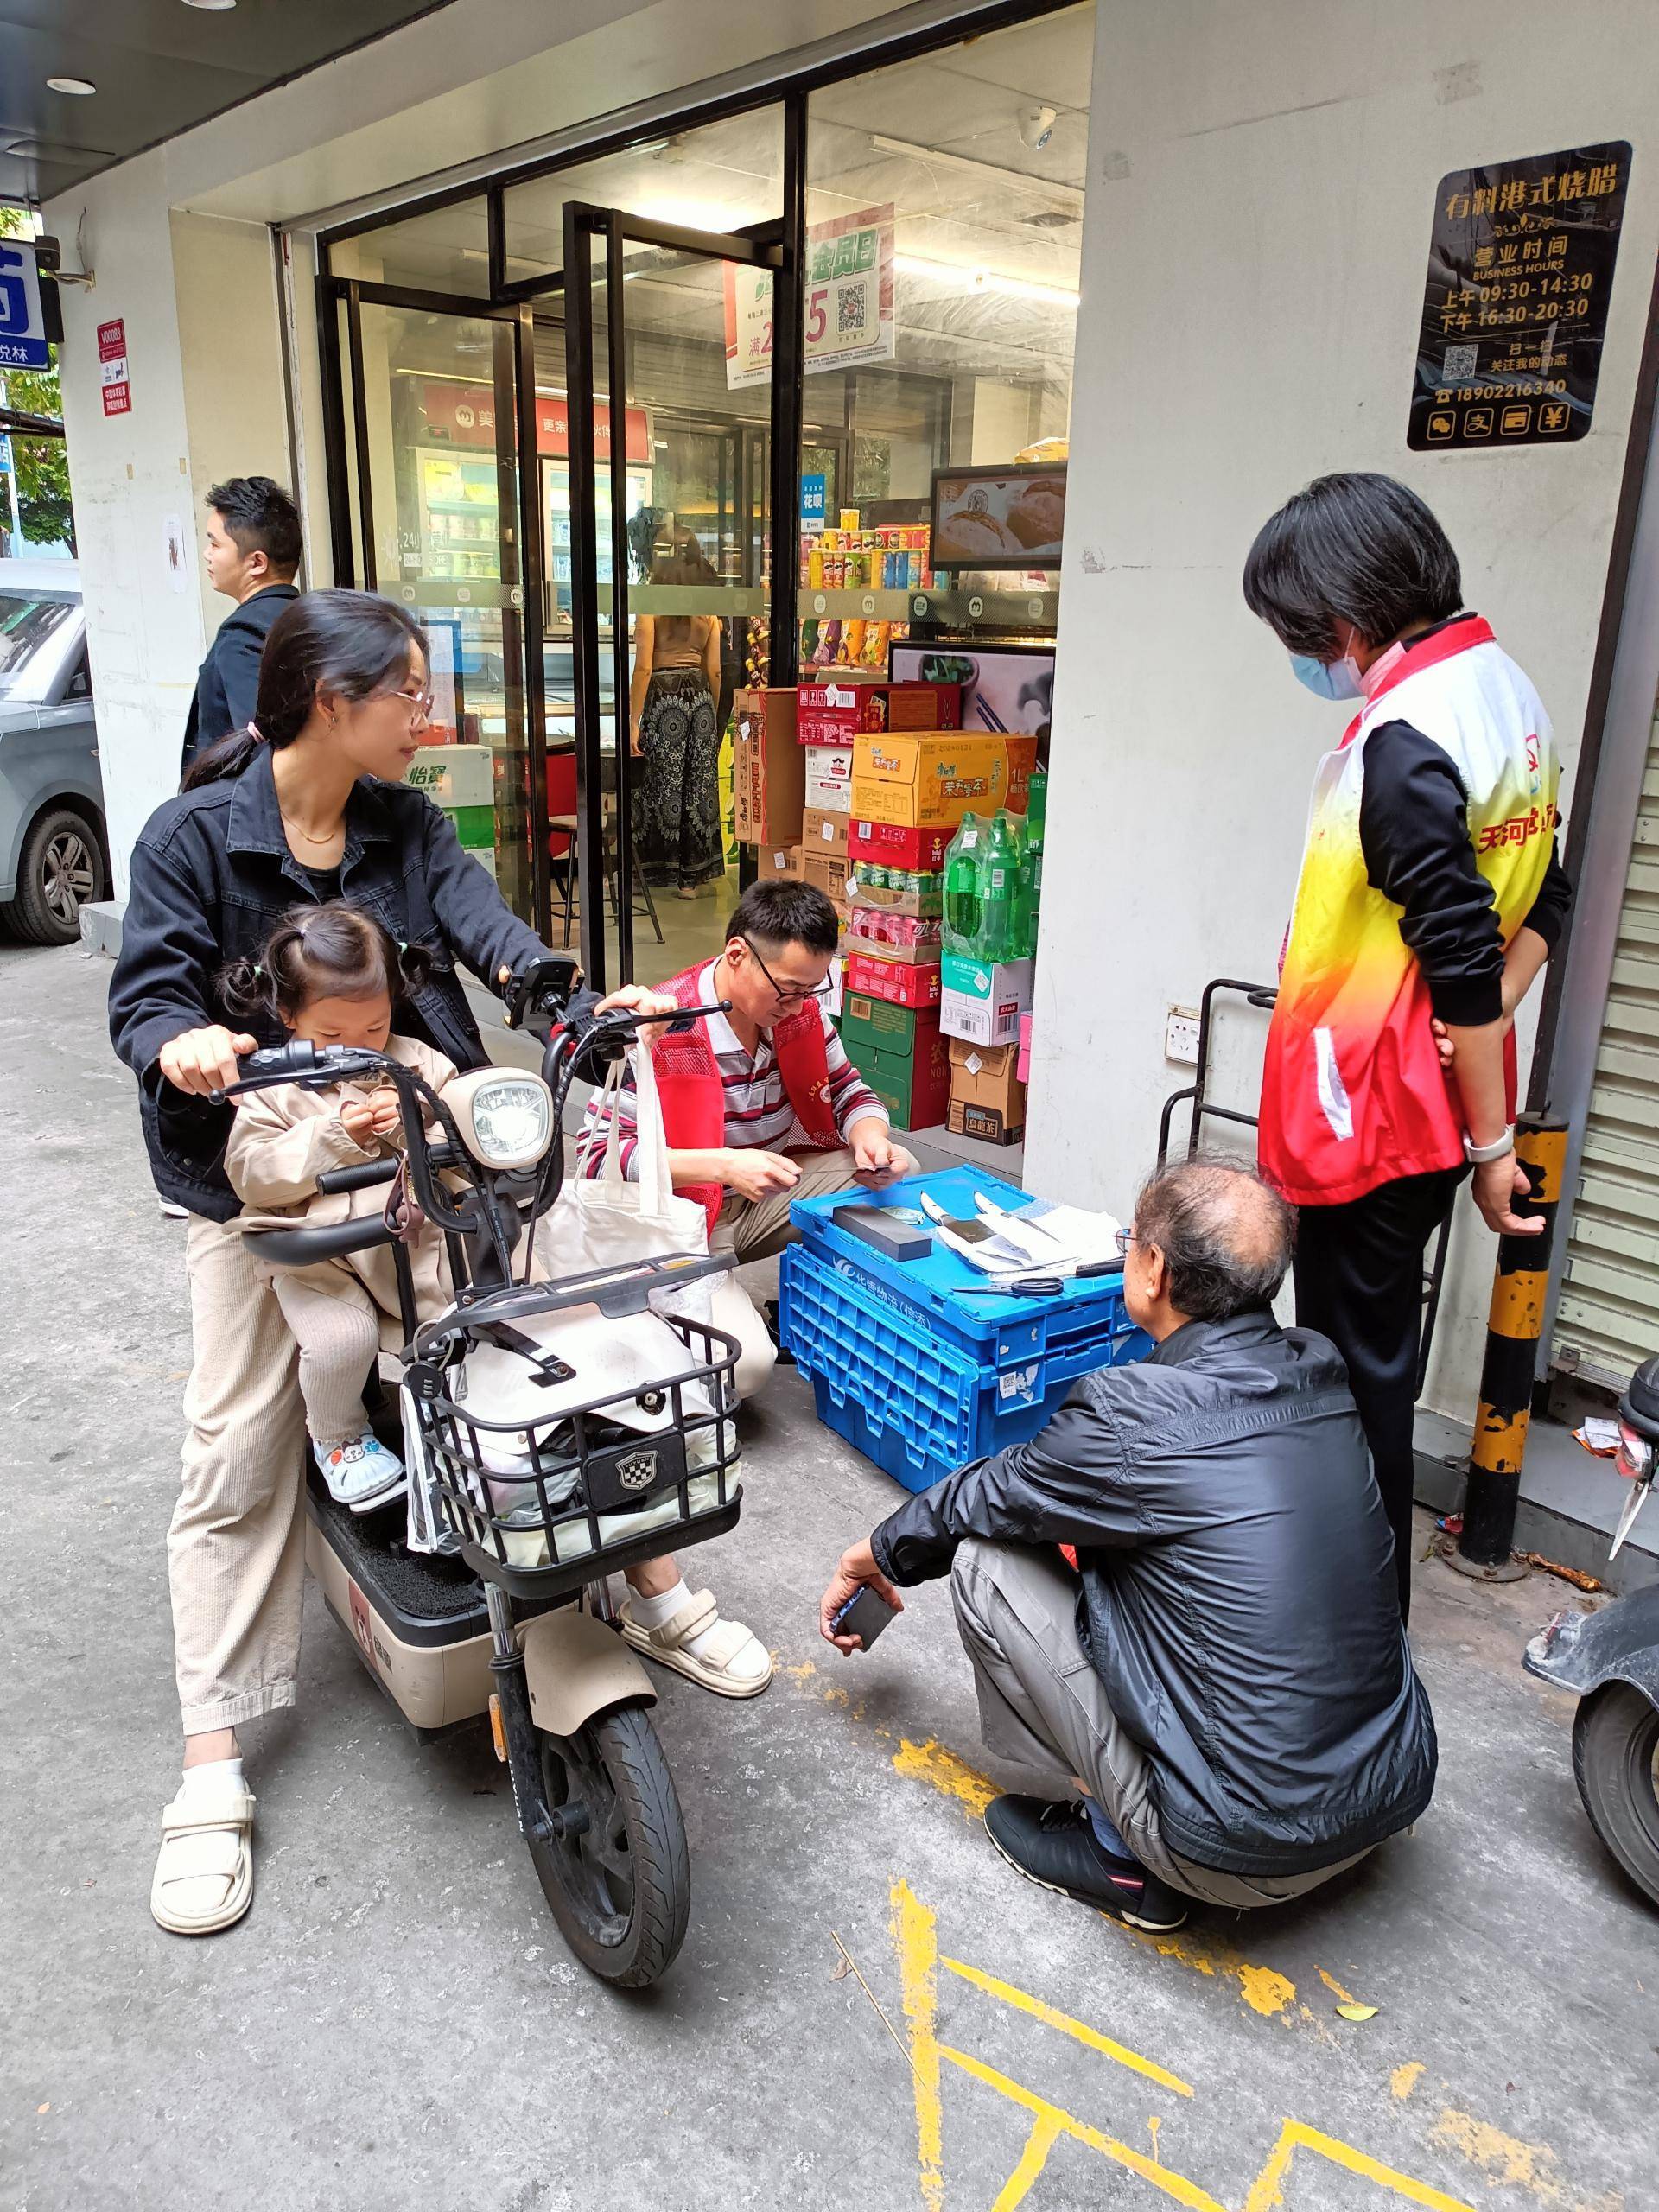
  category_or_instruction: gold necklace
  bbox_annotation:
[280,810,343,849]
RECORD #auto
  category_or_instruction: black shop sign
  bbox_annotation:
[1408,141,1630,452]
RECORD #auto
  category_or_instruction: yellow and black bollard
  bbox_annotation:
[1452,1115,1570,1575]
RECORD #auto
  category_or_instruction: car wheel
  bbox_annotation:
[3,806,107,946]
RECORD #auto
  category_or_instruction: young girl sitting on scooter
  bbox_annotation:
[219,901,459,1513]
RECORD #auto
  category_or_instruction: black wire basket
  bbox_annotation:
[405,1313,743,1595]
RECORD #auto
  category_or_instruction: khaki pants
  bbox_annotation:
[270,1271,383,1448]
[171,1217,309,1735]
[709,1147,863,1398]
[950,1539,1370,1908]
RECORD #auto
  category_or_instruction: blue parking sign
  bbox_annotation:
[0,242,49,369]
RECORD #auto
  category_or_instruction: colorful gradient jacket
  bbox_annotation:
[1261,616,1560,1207]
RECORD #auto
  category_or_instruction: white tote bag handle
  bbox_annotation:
[628,1031,677,1218]
[574,1039,677,1217]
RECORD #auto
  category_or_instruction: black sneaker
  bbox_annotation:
[983,1795,1187,1930]
[761,1299,796,1367]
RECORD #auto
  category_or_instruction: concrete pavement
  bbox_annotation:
[1,938,1650,2212]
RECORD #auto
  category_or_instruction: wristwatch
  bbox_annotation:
[1464,1126,1516,1165]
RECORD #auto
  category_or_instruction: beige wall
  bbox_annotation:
[1029,0,1659,1417]
[169,211,294,645]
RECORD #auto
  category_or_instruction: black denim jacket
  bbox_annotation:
[109,744,549,1219]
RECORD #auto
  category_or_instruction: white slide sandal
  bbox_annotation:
[620,1588,774,1699]
[150,1780,256,1936]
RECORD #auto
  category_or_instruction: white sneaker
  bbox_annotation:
[158,1199,188,1221]
[314,1430,407,1513]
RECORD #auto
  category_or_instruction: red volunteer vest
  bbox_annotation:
[1261,618,1559,1207]
[652,962,842,1232]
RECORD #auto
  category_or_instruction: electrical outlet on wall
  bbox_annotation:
[1165,1007,1201,1066]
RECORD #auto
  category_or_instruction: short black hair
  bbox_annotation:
[1243,472,1462,659]
[207,475,303,577]
[1133,1159,1295,1323]
[728,880,840,957]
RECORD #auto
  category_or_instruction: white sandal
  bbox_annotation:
[620,1588,774,1700]
[150,1780,256,1936]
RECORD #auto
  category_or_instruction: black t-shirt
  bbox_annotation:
[299,862,343,903]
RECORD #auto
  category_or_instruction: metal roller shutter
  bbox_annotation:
[1554,703,1659,1389]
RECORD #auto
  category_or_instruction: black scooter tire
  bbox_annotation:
[529,1707,690,1987]
[1571,1682,1659,1909]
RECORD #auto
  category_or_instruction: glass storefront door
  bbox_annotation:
[561,208,780,990]
[327,283,544,931]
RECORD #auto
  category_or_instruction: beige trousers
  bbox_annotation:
[171,1216,309,1735]
[709,1147,863,1397]
[270,1270,383,1449]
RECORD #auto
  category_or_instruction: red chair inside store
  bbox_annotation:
[546,748,661,948]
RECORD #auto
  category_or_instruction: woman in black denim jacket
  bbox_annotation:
[109,593,708,1936]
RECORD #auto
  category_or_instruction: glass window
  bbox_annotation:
[0,593,78,699]
[800,3,1092,658]
[500,107,785,287]
[343,300,537,924]
[329,200,493,296]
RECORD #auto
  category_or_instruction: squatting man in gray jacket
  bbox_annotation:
[817,1160,1438,1933]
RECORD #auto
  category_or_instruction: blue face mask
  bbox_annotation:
[1290,650,1365,702]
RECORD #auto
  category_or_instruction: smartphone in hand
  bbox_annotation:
[831,1585,898,1652]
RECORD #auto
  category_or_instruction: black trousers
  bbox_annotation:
[1294,1167,1466,1624]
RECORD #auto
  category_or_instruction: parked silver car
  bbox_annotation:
[0,558,108,945]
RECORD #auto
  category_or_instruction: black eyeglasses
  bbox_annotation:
[1113,1229,1137,1259]
[741,936,832,1005]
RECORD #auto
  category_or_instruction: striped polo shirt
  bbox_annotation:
[581,961,887,1180]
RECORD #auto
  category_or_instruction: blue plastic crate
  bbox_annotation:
[780,1243,1149,1494]
[790,1165,1134,1376]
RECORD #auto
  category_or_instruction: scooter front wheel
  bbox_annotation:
[1572,1682,1659,1908]
[528,1707,690,1986]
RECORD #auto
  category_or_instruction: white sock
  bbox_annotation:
[178,1755,245,1801]
[630,1578,767,1681]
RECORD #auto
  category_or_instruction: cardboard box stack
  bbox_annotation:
[839,988,950,1134]
[733,688,804,845]
[946,1039,1027,1146]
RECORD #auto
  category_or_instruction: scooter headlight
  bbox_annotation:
[446,1069,555,1170]
[1616,1421,1655,1484]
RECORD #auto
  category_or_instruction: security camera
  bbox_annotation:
[1018,105,1058,152]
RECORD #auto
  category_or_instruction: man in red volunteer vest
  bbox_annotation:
[1244,474,1572,1620]
[583,879,915,1697]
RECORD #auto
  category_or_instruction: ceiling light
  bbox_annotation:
[895,253,1078,309]
[46,77,97,96]
[182,1,238,9]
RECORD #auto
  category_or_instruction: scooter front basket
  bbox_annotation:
[406,1310,742,1597]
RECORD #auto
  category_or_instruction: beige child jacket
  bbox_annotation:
[224,1033,458,1332]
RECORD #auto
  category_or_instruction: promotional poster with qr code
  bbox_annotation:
[1407,142,1630,452]
[724,204,895,390]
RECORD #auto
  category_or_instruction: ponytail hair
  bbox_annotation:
[219,900,432,1027]
[183,589,428,791]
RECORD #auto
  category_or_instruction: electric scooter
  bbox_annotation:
[217,962,742,1986]
[1524,1353,1659,1909]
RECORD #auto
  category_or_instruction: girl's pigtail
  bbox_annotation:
[397,938,434,995]
[218,955,271,1022]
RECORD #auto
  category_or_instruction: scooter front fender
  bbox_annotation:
[520,1607,656,1737]
[1523,1579,1659,1707]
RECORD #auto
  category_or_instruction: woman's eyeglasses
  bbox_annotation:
[393,687,435,725]
[1113,1229,1137,1260]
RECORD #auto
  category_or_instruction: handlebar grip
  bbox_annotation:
[315,1157,401,1196]
[241,1042,324,1078]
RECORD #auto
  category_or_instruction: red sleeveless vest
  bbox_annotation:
[651,963,842,1231]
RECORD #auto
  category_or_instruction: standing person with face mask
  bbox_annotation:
[1243,473,1573,1621]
